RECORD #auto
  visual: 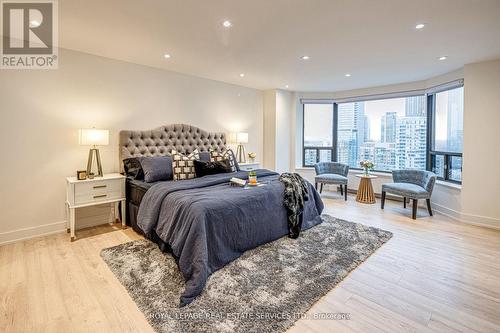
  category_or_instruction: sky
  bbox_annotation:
[435,92,449,141]
[364,98,406,141]
[303,104,333,145]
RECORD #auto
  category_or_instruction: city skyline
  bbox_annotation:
[303,88,463,179]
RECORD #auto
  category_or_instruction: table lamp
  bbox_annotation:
[236,132,248,163]
[79,128,109,177]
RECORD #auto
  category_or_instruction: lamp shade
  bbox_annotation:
[228,132,238,144]
[236,132,248,144]
[79,129,109,146]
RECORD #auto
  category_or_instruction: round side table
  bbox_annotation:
[355,174,378,204]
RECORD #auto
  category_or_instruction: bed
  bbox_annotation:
[119,124,324,306]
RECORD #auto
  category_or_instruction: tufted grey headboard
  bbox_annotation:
[119,124,227,161]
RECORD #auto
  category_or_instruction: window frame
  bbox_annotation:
[301,82,464,184]
[426,87,464,184]
[335,98,426,174]
[302,103,337,167]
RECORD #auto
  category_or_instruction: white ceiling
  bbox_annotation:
[59,0,500,92]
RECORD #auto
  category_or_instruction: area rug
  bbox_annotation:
[100,215,392,333]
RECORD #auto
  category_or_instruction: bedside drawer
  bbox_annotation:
[74,190,123,205]
[66,173,127,241]
[75,178,122,195]
[239,163,260,171]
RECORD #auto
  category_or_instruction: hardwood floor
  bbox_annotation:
[1,193,500,333]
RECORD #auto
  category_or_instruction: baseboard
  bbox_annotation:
[432,203,500,230]
[0,220,67,246]
[0,204,118,246]
[0,216,119,246]
[431,203,463,221]
[459,212,500,230]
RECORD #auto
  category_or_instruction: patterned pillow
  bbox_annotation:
[210,149,238,172]
[171,149,200,181]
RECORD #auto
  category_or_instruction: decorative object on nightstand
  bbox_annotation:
[76,170,87,180]
[79,128,109,178]
[355,174,377,204]
[239,162,260,171]
[235,132,248,163]
[248,151,257,163]
[66,173,126,241]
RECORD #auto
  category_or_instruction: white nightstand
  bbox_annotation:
[239,162,261,171]
[66,173,126,241]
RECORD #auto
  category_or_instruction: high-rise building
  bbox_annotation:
[337,102,365,167]
[374,142,396,170]
[381,112,397,143]
[359,141,375,162]
[359,141,396,171]
[320,96,428,172]
[363,115,370,142]
[447,87,464,152]
[405,96,426,117]
[304,149,317,166]
[396,116,427,169]
[355,103,366,148]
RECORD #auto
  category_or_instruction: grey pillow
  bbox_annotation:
[140,156,173,183]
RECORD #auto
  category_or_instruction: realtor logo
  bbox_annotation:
[1,0,58,69]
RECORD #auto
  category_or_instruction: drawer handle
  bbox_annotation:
[93,194,107,199]
[93,185,107,189]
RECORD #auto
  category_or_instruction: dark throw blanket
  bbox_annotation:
[279,173,309,238]
[137,169,324,307]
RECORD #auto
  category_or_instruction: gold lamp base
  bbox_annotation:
[236,144,246,163]
[86,148,103,177]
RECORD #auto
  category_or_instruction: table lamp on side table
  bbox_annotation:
[78,128,109,178]
[235,132,248,163]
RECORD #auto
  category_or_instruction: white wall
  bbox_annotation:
[0,48,263,244]
[461,59,500,225]
[291,64,500,229]
[263,89,293,173]
[275,90,293,173]
[263,90,276,170]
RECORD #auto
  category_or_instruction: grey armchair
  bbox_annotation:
[381,170,437,219]
[314,162,349,200]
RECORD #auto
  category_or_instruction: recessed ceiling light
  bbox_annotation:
[439,56,448,61]
[30,20,41,28]
[285,85,289,88]
[415,23,425,29]
[301,55,310,60]
[345,73,351,77]
[223,20,232,28]
[239,73,245,77]
[164,54,171,59]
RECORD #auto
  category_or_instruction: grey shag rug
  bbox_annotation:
[101,215,392,333]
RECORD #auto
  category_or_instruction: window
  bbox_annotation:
[301,80,464,184]
[429,86,464,182]
[337,96,427,172]
[303,103,334,166]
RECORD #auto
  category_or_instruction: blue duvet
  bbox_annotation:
[137,169,324,306]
